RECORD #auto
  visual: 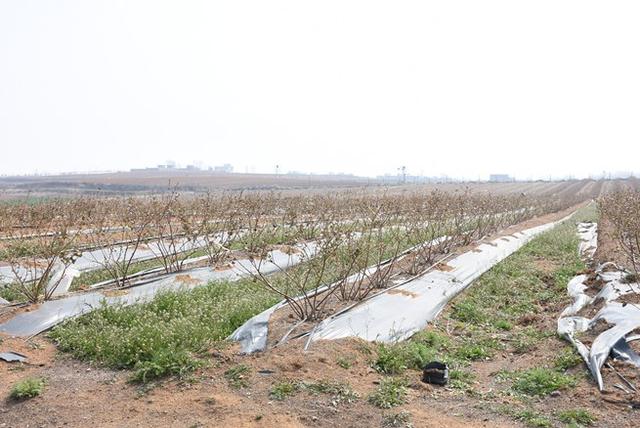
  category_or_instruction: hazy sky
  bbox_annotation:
[1,1,639,179]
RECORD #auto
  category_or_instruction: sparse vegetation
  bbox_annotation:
[270,380,299,400]
[507,367,578,396]
[368,377,408,409]
[10,377,45,400]
[336,356,353,369]
[382,411,413,428]
[557,409,596,426]
[554,347,584,371]
[224,364,251,388]
[496,404,554,427]
[303,379,358,404]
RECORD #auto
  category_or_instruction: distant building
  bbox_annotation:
[214,163,233,173]
[489,174,513,183]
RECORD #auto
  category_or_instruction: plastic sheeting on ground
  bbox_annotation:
[0,246,311,338]
[0,234,221,286]
[577,222,598,260]
[0,351,28,363]
[232,213,575,353]
[229,236,448,353]
[557,222,640,391]
[306,213,574,345]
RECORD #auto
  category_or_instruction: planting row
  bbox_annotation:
[0,190,582,304]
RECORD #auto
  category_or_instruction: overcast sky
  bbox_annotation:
[1,1,639,179]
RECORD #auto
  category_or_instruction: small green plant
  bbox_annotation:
[368,377,408,409]
[336,356,353,369]
[554,347,583,371]
[374,338,441,375]
[270,380,298,400]
[303,379,358,404]
[453,337,498,361]
[509,368,577,396]
[10,377,45,400]
[382,411,413,427]
[130,349,202,383]
[494,319,513,331]
[557,409,596,426]
[412,330,449,348]
[452,300,486,324]
[224,364,250,388]
[514,409,552,427]
[497,405,552,428]
[374,344,409,374]
[449,369,475,390]
[512,327,546,354]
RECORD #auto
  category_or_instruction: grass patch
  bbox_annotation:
[0,283,25,303]
[374,331,449,374]
[513,409,552,428]
[336,356,353,369]
[224,364,250,388]
[452,336,499,361]
[368,377,408,409]
[449,369,475,390]
[507,367,578,396]
[512,327,550,354]
[303,379,358,404]
[270,380,299,400]
[10,377,45,400]
[382,411,413,427]
[557,409,596,426]
[554,347,584,371]
[50,279,281,382]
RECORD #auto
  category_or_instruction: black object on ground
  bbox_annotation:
[422,361,448,385]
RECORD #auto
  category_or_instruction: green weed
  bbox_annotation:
[368,377,408,409]
[10,377,45,400]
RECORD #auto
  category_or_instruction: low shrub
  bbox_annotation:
[10,377,45,400]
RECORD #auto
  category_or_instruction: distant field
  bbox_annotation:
[0,170,375,197]
[0,170,637,199]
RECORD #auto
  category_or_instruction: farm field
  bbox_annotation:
[4,2,640,426]
[1,171,637,198]
[1,180,639,427]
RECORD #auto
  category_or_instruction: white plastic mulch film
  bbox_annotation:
[232,213,575,353]
[307,215,573,345]
[558,222,640,391]
[0,247,310,337]
[228,238,449,354]
[0,234,226,287]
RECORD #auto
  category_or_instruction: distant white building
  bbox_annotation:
[489,174,513,183]
[214,163,233,173]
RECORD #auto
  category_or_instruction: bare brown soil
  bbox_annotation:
[0,335,511,428]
